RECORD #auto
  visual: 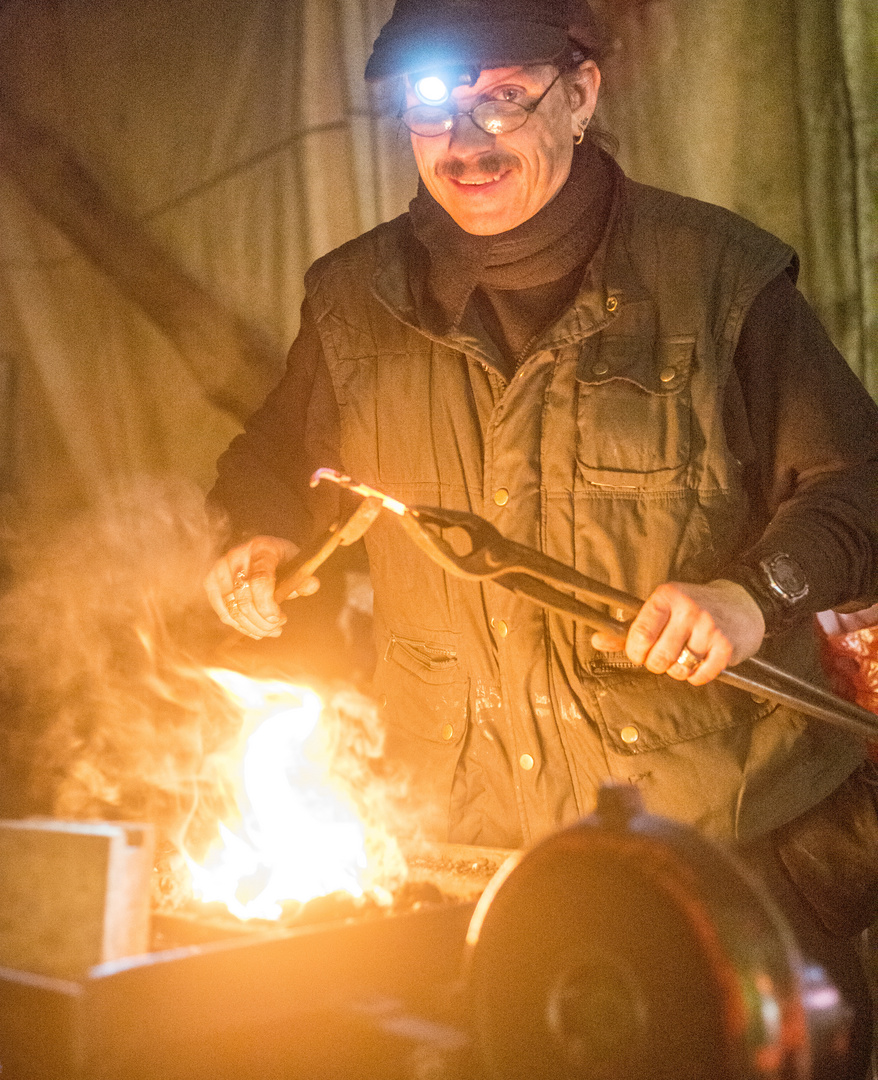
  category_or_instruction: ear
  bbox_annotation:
[565,59,601,137]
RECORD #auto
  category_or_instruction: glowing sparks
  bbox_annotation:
[185,670,369,920]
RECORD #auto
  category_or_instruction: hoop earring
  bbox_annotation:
[574,116,591,145]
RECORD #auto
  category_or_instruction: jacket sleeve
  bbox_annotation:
[207,297,343,547]
[721,270,878,617]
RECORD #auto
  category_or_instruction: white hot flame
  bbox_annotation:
[186,669,368,920]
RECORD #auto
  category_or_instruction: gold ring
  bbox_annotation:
[233,571,250,589]
[675,645,704,672]
[225,593,238,610]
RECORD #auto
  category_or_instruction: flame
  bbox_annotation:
[185,669,370,921]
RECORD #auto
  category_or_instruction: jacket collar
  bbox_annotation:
[372,157,652,373]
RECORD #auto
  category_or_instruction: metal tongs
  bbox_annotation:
[294,469,878,742]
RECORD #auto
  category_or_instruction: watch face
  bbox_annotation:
[761,553,808,603]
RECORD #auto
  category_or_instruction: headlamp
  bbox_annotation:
[413,75,452,105]
[412,65,481,106]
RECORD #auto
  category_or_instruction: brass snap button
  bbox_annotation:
[519,754,535,771]
[491,618,509,638]
[620,725,639,744]
[493,488,509,506]
[605,295,619,312]
[441,724,454,741]
[592,361,610,376]
[659,367,677,383]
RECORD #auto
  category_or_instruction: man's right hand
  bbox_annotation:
[203,535,319,639]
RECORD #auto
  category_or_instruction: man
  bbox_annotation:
[206,1,878,1071]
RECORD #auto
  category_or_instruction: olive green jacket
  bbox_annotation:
[304,174,863,848]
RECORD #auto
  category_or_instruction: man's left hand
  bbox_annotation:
[591,579,766,685]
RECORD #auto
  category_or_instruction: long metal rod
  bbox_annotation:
[719,661,878,741]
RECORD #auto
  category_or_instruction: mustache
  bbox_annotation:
[437,152,520,180]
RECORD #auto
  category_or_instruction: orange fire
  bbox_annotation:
[184,670,377,921]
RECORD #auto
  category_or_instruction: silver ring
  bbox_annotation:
[233,570,250,590]
[225,593,238,611]
[675,645,704,673]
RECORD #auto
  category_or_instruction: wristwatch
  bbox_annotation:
[723,553,810,635]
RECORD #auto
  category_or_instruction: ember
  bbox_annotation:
[161,669,408,923]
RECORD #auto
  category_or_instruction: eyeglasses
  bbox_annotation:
[400,71,563,138]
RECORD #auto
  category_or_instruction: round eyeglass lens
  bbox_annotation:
[470,101,529,134]
[401,105,455,137]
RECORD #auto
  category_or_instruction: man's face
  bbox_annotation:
[407,61,598,235]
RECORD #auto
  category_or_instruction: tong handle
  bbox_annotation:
[274,497,383,602]
[494,572,631,636]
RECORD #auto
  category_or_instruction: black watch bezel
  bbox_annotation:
[758,552,809,605]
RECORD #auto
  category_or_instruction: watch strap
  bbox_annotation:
[721,559,809,636]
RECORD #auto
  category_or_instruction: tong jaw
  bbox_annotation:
[310,468,407,516]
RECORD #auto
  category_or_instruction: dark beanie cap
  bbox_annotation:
[365,0,601,80]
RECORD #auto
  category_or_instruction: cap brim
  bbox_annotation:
[365,21,568,80]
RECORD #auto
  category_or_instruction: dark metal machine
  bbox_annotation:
[465,785,852,1080]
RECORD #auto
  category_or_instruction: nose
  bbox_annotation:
[447,111,495,154]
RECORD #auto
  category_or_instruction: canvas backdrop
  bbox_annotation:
[0,0,874,530]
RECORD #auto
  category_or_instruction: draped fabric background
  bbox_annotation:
[0,0,874,533]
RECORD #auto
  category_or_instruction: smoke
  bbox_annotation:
[0,477,414,896]
[0,477,241,846]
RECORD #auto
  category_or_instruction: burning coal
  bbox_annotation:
[181,671,408,920]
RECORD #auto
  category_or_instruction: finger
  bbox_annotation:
[237,569,285,632]
[683,631,733,686]
[288,575,320,599]
[204,562,240,627]
[631,589,700,673]
[231,572,282,637]
[215,588,256,636]
[685,648,731,685]
[659,610,707,681]
[624,587,677,665]
[591,630,628,653]
[213,561,277,639]
[205,546,279,639]
[224,591,257,636]
[664,609,733,684]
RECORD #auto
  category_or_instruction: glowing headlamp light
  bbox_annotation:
[412,65,481,106]
[414,75,452,105]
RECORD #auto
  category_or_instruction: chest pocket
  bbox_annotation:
[575,334,696,490]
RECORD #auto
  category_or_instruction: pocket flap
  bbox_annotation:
[378,633,468,747]
[384,633,461,684]
[577,336,696,395]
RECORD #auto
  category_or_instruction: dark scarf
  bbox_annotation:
[408,140,615,339]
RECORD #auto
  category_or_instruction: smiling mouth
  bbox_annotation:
[450,172,507,189]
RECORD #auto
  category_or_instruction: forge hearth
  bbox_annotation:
[0,841,510,1080]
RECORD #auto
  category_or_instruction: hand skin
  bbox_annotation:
[204,535,319,640]
[591,579,767,685]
